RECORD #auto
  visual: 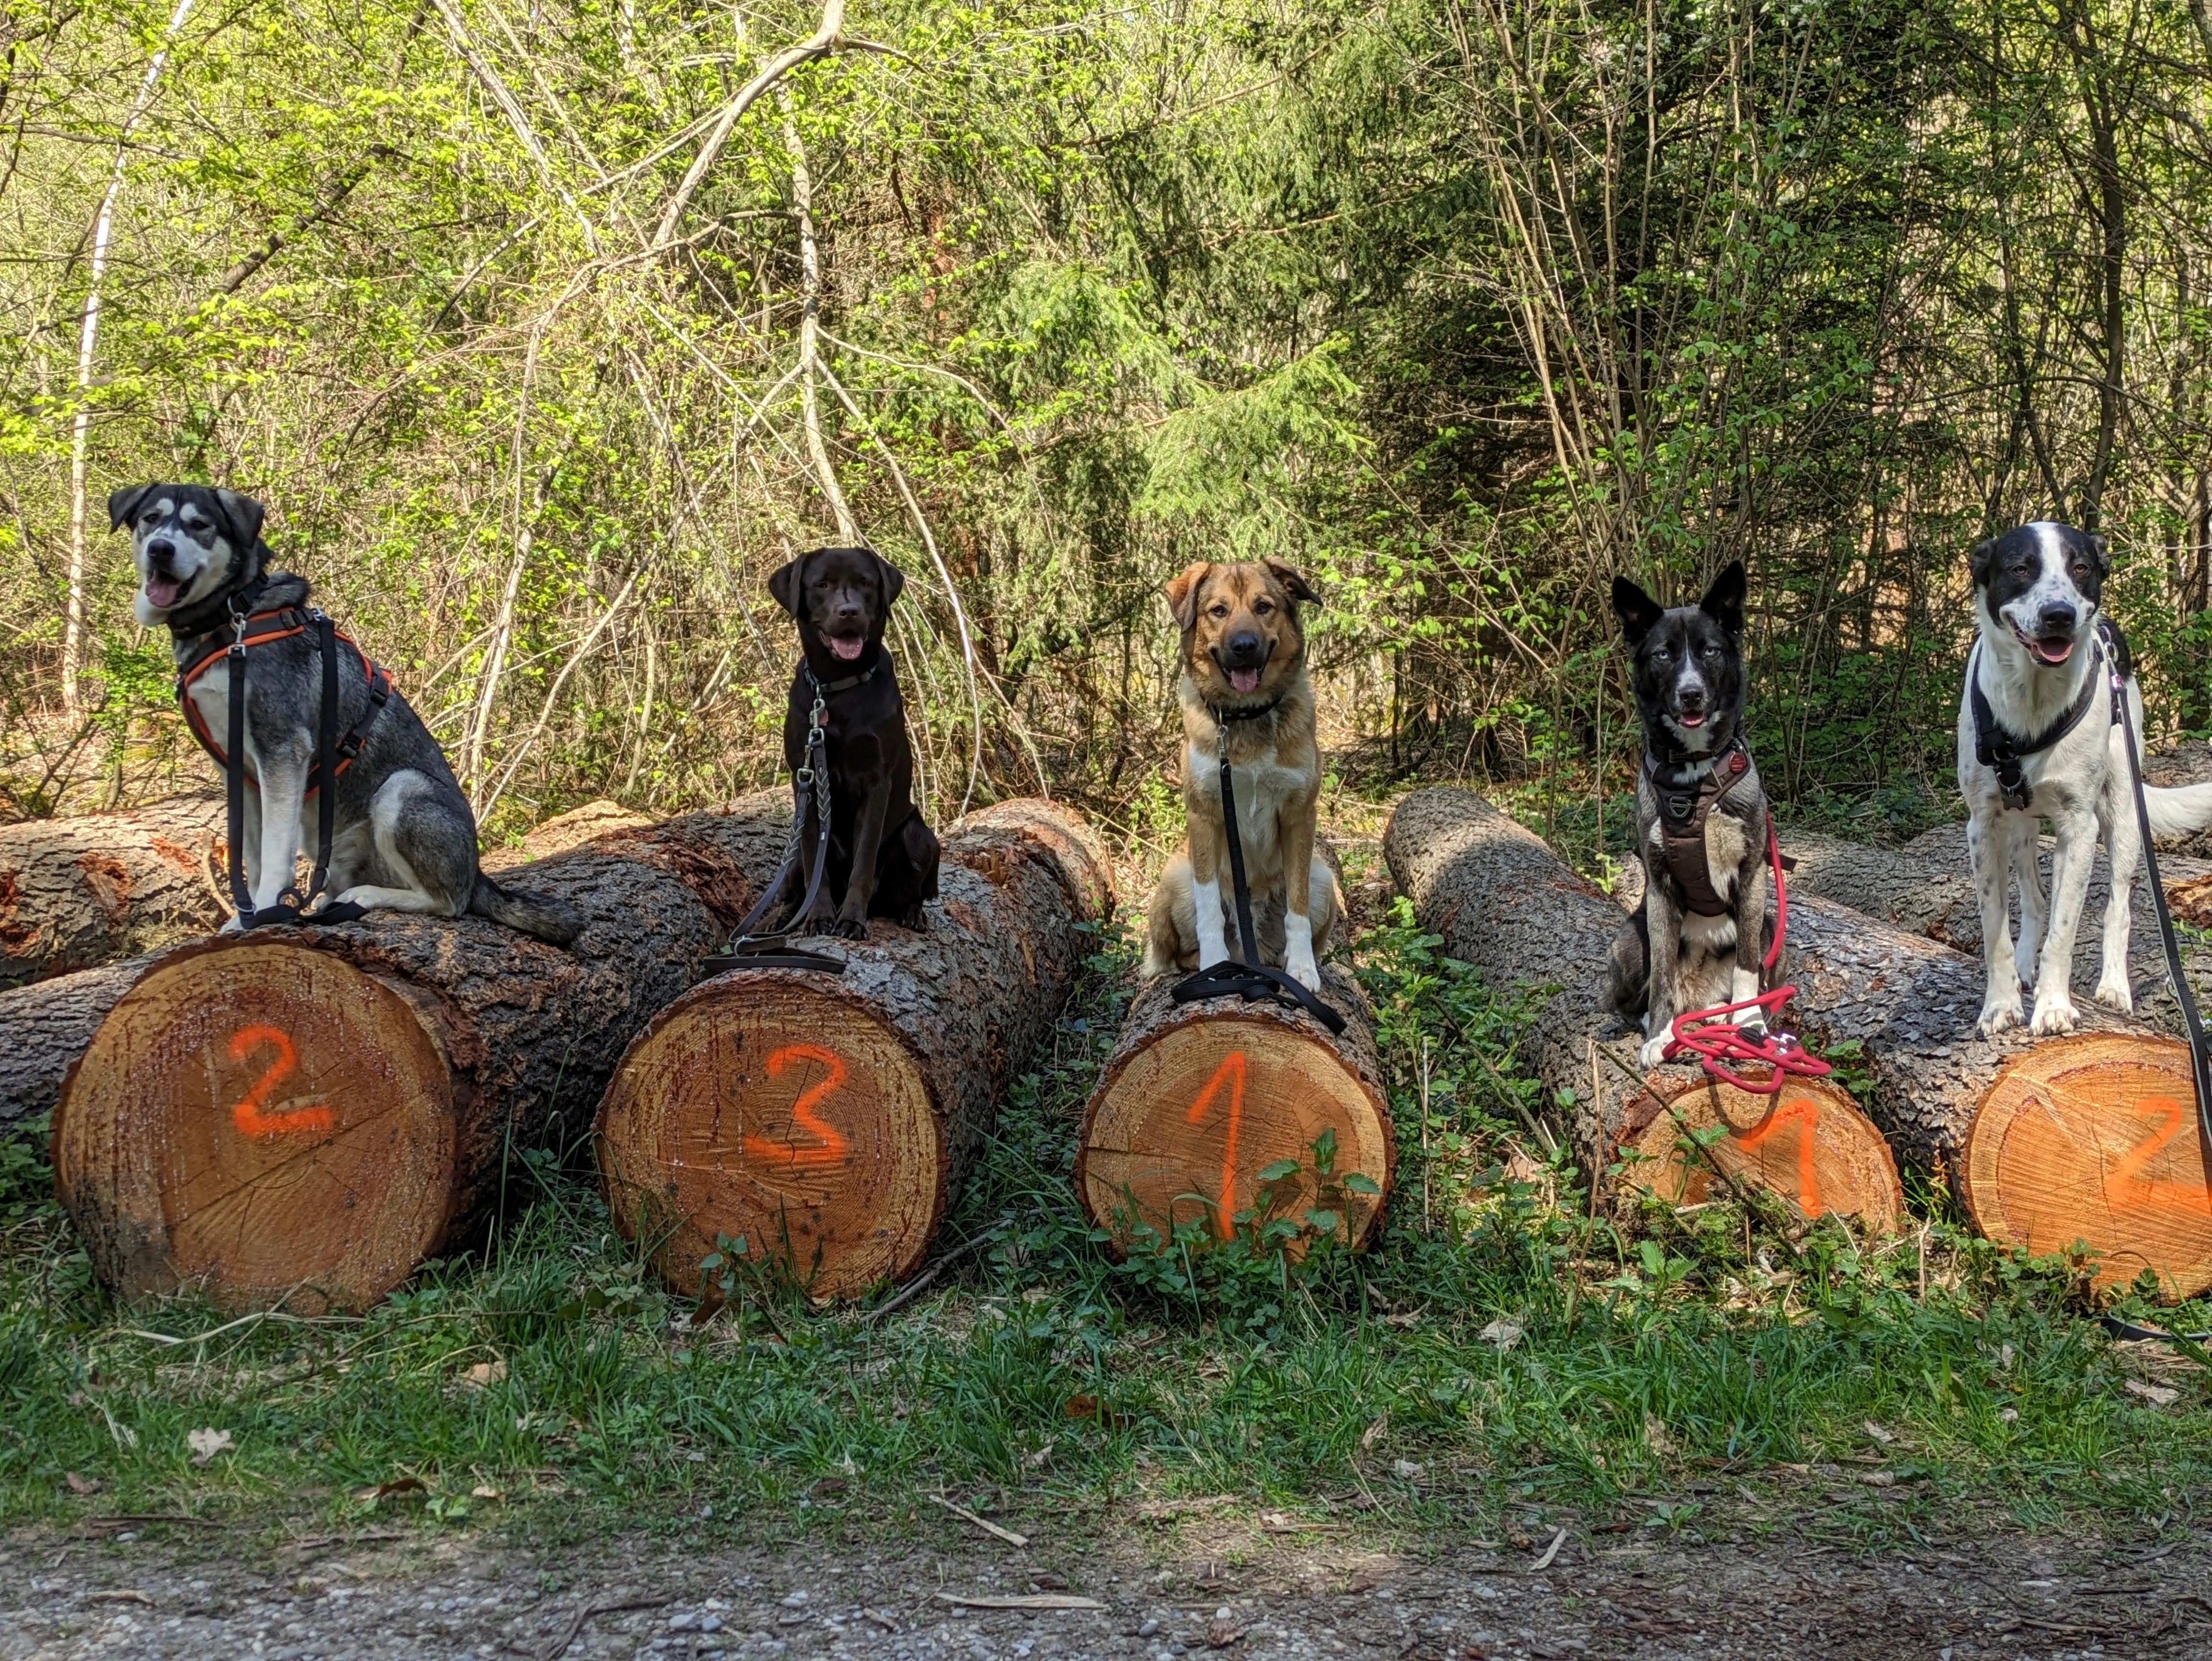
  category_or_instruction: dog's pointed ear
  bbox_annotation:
[1699,561,1747,635]
[107,484,158,533]
[212,488,265,553]
[874,552,907,608]
[1165,562,1212,631]
[767,551,812,617]
[1262,559,1322,607]
[1611,574,1665,645]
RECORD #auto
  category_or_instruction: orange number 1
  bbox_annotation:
[1185,1051,1249,1240]
[227,1025,334,1139]
[745,1044,852,1168]
[1736,1097,1821,1218]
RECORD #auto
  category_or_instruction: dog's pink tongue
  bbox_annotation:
[830,636,864,662]
[2035,637,2074,664]
[144,575,181,609]
[1230,667,1261,693]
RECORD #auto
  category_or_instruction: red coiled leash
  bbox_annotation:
[1661,823,1832,1095]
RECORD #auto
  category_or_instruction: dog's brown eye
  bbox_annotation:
[1209,604,1229,618]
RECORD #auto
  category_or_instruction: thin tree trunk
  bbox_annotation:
[784,96,856,544]
[62,0,197,713]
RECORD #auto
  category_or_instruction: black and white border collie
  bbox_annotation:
[1959,521,2212,1035]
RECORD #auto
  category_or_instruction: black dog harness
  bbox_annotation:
[175,576,393,929]
[1169,700,1346,1034]
[699,658,878,978]
[1968,638,2103,812]
[1645,734,1760,918]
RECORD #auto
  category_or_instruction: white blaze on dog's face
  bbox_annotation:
[110,484,266,627]
[1164,559,1321,707]
[1972,520,2104,669]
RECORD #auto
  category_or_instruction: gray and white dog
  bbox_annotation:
[1959,521,2212,1035]
[113,483,584,945]
[1604,564,1781,1068]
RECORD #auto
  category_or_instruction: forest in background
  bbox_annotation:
[4,0,2212,842]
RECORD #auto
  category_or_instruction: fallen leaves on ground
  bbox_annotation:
[186,1428,233,1466]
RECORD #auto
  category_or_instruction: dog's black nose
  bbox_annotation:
[146,538,175,566]
[1225,630,1264,664]
[2038,601,2077,633]
[1677,685,1706,712]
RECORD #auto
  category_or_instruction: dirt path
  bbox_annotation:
[3,1513,2206,1661]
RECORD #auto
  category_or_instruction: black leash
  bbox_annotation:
[2101,619,2212,1151]
[1169,709,1345,1034]
[2095,617,2212,1347]
[221,602,374,930]
[698,665,849,978]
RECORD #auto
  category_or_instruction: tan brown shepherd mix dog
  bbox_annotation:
[1141,559,1341,991]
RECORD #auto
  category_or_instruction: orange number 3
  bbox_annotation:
[745,1043,852,1168]
[227,1025,334,1140]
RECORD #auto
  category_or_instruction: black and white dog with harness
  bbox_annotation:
[113,483,583,944]
[1959,521,2212,1035]
[1604,563,1782,1069]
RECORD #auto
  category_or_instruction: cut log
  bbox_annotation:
[0,795,226,986]
[0,958,147,1130]
[46,795,796,1314]
[1964,1034,2212,1296]
[595,800,1114,1302]
[1076,966,1394,1254]
[1382,788,1902,1226]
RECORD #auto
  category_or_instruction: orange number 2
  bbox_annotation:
[2104,1097,2212,1217]
[745,1044,851,1168]
[1185,1051,1249,1240]
[227,1025,334,1140]
[1736,1096,1821,1218]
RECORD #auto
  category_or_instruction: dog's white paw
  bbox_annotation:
[2028,994,2078,1036]
[1978,997,2024,1036]
[1638,1034,1672,1070]
[1283,946,1322,993]
[2094,976,2134,1013]
[218,914,245,935]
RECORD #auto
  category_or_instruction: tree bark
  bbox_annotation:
[1782,824,2212,1040]
[0,958,146,1130]
[1,795,227,986]
[1383,788,1901,1226]
[47,794,796,1313]
[597,799,1114,1302]
[1076,966,1395,1254]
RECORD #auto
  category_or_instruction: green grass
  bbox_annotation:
[3,906,2209,1550]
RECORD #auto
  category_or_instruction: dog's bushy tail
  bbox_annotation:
[469,874,586,947]
[2143,782,2212,842]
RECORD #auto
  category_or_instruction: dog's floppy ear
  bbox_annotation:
[1968,534,1999,588]
[766,551,813,617]
[2084,532,2110,576]
[211,488,265,554]
[1610,574,1665,645]
[1262,559,1322,607]
[107,484,159,533]
[874,552,907,608]
[1165,562,1212,631]
[1699,561,1747,636]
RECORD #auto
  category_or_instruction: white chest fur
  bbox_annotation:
[1187,738,1312,864]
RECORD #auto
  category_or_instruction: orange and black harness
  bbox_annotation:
[176,584,393,929]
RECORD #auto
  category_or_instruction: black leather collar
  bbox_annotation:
[1969,638,2104,811]
[165,564,268,639]
[1210,697,1282,724]
[805,651,881,696]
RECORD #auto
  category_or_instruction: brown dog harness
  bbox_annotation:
[1647,736,1759,919]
